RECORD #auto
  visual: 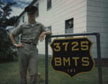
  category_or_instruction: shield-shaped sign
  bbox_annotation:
[50,37,95,77]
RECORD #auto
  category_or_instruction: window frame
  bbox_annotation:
[65,18,74,34]
[47,0,52,11]
[46,26,52,43]
[35,3,39,17]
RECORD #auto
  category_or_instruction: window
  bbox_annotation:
[35,3,39,16]
[22,16,24,22]
[46,26,52,43]
[47,0,52,10]
[65,18,74,33]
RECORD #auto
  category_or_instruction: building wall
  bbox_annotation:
[87,0,108,58]
[36,0,87,55]
[18,0,108,58]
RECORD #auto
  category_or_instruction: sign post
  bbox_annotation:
[45,32,103,84]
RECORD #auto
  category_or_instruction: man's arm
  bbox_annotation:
[39,30,52,41]
[10,33,24,47]
[9,25,24,47]
[42,30,52,35]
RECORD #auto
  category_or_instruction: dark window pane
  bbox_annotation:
[46,26,52,43]
[36,3,39,16]
[65,18,74,33]
[22,16,24,22]
[47,0,52,10]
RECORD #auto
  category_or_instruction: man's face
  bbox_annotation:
[27,11,37,20]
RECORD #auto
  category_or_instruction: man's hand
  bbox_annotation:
[39,32,45,42]
[14,43,24,48]
[10,33,24,48]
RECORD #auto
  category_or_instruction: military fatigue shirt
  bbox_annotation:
[12,22,46,45]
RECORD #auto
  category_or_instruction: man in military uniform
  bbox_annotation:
[10,6,51,84]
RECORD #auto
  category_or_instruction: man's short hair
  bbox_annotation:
[25,6,38,14]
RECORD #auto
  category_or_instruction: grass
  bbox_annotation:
[0,57,108,84]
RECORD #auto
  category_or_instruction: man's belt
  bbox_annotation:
[22,42,36,46]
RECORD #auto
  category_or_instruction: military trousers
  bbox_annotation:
[17,43,38,84]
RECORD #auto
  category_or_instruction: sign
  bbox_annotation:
[50,37,95,77]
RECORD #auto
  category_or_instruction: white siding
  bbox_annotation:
[36,0,87,55]
[87,0,108,58]
[18,0,108,58]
